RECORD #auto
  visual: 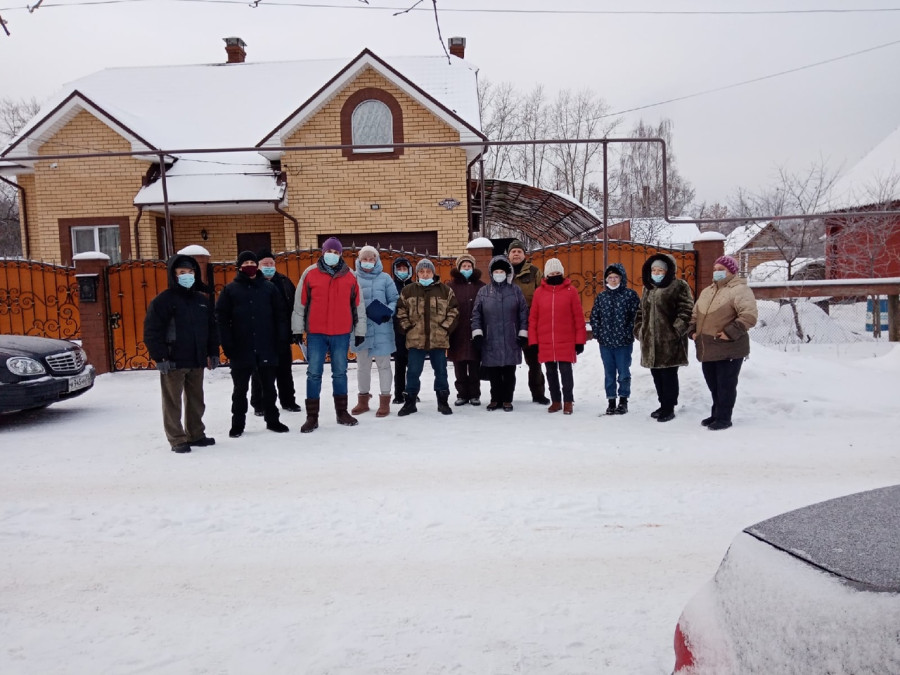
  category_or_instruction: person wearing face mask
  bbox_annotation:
[395,258,459,416]
[528,258,586,415]
[292,237,366,432]
[506,240,549,405]
[633,253,695,422]
[143,254,219,453]
[249,248,301,418]
[447,253,486,406]
[687,255,758,431]
[471,255,529,412]
[390,257,415,404]
[351,245,399,418]
[216,250,290,438]
[589,262,641,415]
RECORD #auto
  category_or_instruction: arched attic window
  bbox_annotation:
[340,87,404,160]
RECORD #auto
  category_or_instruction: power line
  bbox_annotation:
[602,37,900,119]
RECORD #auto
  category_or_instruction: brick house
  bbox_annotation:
[0,38,486,264]
[725,220,824,278]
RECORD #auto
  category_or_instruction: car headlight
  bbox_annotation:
[6,357,47,376]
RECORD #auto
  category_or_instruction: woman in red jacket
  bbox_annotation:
[528,258,586,415]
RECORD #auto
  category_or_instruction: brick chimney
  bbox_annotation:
[448,36,466,59]
[224,37,247,64]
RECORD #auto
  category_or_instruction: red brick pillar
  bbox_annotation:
[73,252,113,375]
[467,236,494,278]
[692,233,725,297]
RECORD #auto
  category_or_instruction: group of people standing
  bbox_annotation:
[144,237,758,454]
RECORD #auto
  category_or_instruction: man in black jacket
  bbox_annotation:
[215,251,290,438]
[143,254,220,453]
[250,248,301,415]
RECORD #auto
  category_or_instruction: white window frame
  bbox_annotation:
[351,99,393,153]
[71,225,121,264]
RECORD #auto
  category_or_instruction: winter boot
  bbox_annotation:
[300,398,320,433]
[334,395,358,426]
[398,392,418,417]
[615,397,628,415]
[229,414,245,438]
[454,396,469,406]
[656,408,676,423]
[437,390,453,415]
[375,394,391,418]
[700,416,716,427]
[708,419,732,431]
[393,391,405,404]
[266,420,289,433]
[548,401,562,413]
[563,402,574,415]
[351,393,371,415]
[605,399,617,415]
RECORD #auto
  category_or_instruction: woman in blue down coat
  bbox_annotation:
[471,255,529,412]
[352,245,399,418]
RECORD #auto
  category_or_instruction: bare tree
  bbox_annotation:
[611,119,694,219]
[477,79,522,181]
[0,97,41,257]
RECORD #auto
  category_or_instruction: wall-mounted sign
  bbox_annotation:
[438,198,461,210]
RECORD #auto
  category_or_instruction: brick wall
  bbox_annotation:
[282,67,471,257]
[155,212,289,261]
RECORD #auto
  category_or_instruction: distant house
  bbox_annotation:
[603,217,702,249]
[0,38,486,263]
[725,220,824,278]
[823,124,900,279]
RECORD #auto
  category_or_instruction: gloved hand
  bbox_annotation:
[472,334,484,351]
[517,336,529,349]
[355,335,366,348]
[293,333,304,346]
[575,344,584,355]
[206,356,218,370]
[156,360,174,375]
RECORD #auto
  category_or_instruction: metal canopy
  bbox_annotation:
[480,179,602,246]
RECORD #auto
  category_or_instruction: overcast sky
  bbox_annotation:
[2,0,899,206]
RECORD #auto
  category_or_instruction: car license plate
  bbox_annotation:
[68,371,93,392]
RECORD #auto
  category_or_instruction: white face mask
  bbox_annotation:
[713,270,727,282]
[492,272,507,284]
[606,281,620,290]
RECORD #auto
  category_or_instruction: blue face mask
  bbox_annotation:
[323,252,340,267]
[177,273,195,289]
[651,273,665,284]
[419,277,434,287]
[492,272,507,284]
[360,261,376,271]
[396,270,410,280]
[260,266,276,278]
[713,270,727,282]
[460,268,473,279]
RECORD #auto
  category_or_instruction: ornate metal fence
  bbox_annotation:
[107,259,168,370]
[0,259,80,338]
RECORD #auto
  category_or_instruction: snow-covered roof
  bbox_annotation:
[725,222,770,255]
[747,257,822,283]
[827,124,900,210]
[1,49,484,208]
[627,217,702,248]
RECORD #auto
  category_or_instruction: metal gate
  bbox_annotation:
[106,259,167,371]
[0,259,80,338]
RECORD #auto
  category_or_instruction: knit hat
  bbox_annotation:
[456,253,476,270]
[544,258,564,276]
[256,247,274,261]
[358,245,379,260]
[506,239,526,256]
[321,237,343,253]
[650,259,668,272]
[715,255,739,275]
[415,259,435,274]
[237,250,258,266]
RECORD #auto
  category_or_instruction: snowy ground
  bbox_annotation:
[1,341,898,674]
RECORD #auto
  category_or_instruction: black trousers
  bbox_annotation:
[231,364,279,429]
[523,344,546,399]
[453,359,481,400]
[250,343,296,410]
[701,358,744,423]
[650,367,680,411]
[484,365,516,403]
[394,344,409,396]
[545,361,574,403]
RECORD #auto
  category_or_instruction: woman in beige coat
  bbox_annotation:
[687,255,758,431]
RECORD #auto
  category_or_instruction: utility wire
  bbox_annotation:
[602,37,900,119]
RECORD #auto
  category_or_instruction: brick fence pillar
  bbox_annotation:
[73,252,113,375]
[466,236,495,278]
[692,233,726,296]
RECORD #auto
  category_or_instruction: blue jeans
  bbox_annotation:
[306,333,350,399]
[600,345,632,399]
[405,348,448,395]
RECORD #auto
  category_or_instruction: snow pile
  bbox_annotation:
[751,299,873,344]
[1,341,898,674]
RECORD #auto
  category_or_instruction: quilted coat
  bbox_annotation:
[589,262,641,348]
[687,273,758,362]
[354,257,399,357]
[471,256,529,368]
[528,277,586,364]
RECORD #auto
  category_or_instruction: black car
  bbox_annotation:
[0,335,96,414]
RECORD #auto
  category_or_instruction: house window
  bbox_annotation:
[340,88,404,160]
[71,225,122,264]
[351,100,393,152]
